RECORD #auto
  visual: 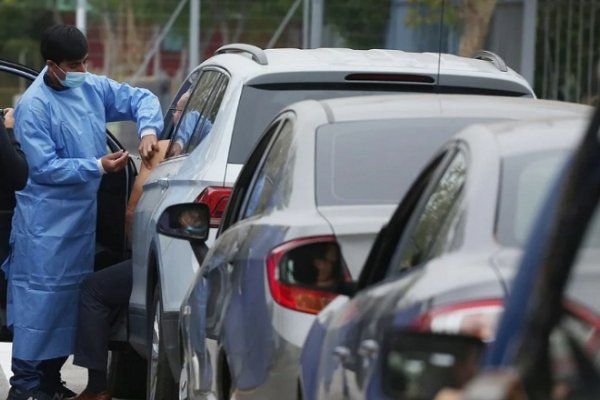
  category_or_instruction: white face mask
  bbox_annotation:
[54,64,87,88]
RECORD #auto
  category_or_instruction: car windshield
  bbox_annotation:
[314,118,502,206]
[496,150,570,247]
[228,84,436,164]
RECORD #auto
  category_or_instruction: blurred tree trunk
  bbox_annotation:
[101,9,117,76]
[232,0,249,42]
[124,0,144,76]
[458,0,498,57]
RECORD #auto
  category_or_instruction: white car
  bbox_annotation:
[120,44,536,398]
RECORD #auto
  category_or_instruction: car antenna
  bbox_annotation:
[436,0,446,94]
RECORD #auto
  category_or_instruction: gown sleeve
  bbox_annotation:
[99,76,164,138]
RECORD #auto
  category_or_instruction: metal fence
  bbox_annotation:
[537,0,599,104]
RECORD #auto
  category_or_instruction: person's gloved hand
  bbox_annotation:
[3,108,14,129]
[101,150,129,173]
[139,134,158,169]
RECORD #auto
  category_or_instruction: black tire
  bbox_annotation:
[107,347,147,399]
[147,284,178,400]
[218,351,232,400]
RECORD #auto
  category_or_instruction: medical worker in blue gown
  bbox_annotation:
[1,25,164,400]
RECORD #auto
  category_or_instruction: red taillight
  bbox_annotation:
[266,236,351,315]
[345,73,435,83]
[412,299,503,342]
[195,186,232,228]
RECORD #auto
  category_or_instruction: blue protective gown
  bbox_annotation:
[2,68,163,360]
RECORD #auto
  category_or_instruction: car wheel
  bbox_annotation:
[218,351,232,400]
[147,284,178,400]
[107,347,147,399]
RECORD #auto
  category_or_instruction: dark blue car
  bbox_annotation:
[463,103,600,399]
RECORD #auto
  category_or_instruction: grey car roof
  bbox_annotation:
[301,94,590,124]
[456,115,591,157]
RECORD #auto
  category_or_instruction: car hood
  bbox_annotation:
[317,204,397,277]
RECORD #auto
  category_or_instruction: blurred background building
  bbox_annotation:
[0,0,598,108]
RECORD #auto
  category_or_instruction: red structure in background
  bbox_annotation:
[87,29,186,77]
[60,14,189,78]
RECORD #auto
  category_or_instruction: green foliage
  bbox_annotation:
[0,0,57,66]
[324,0,389,48]
[405,0,461,28]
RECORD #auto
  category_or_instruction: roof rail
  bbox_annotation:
[214,43,268,66]
[473,50,508,72]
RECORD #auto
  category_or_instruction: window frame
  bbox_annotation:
[165,67,229,159]
[385,144,469,278]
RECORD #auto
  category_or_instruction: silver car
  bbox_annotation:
[177,94,585,400]
[124,44,536,399]
[299,114,591,400]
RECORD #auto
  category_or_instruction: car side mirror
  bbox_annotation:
[157,203,210,242]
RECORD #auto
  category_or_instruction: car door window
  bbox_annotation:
[218,120,283,234]
[242,119,295,219]
[388,150,468,276]
[0,64,34,107]
[162,69,200,140]
[166,69,228,158]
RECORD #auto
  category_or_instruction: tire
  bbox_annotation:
[147,284,178,400]
[218,352,232,400]
[107,347,147,399]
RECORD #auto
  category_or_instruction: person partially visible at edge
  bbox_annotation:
[1,24,163,400]
[0,108,27,263]
[0,108,28,337]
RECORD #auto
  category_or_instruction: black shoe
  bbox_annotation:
[5,387,54,400]
[6,386,31,400]
[52,383,76,399]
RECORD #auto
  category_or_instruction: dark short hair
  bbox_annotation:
[40,25,88,63]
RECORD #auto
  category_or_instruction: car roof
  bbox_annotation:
[292,94,589,124]
[202,45,534,96]
[457,115,591,157]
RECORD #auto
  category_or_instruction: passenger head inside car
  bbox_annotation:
[291,243,341,290]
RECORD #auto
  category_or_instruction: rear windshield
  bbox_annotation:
[496,150,570,247]
[228,83,436,164]
[228,83,528,165]
[315,118,502,206]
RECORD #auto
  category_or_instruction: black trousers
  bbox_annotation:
[73,259,132,371]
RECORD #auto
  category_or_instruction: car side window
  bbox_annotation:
[162,70,200,140]
[166,70,227,158]
[388,150,468,276]
[242,119,295,219]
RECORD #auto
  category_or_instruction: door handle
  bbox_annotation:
[157,177,169,190]
[358,339,379,371]
[333,345,352,367]
[358,339,379,358]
